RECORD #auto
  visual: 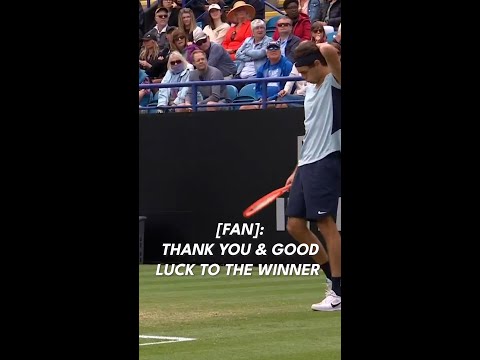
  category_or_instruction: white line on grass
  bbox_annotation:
[139,335,196,346]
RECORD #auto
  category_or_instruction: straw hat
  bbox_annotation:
[227,1,255,23]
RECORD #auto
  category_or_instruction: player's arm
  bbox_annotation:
[317,43,341,85]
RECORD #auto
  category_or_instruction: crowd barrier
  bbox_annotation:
[140,75,304,111]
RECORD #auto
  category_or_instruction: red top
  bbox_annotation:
[222,21,253,60]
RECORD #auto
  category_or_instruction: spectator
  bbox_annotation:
[194,31,237,79]
[235,19,271,83]
[240,41,293,110]
[157,51,195,112]
[139,33,161,73]
[176,50,229,112]
[144,26,179,81]
[203,4,230,44]
[165,25,178,49]
[276,64,306,108]
[330,23,341,60]
[298,0,322,23]
[317,0,341,30]
[273,0,311,41]
[223,1,255,60]
[145,7,171,50]
[160,0,180,27]
[311,21,327,43]
[170,28,200,64]
[185,0,207,20]
[139,68,154,113]
[198,0,226,27]
[178,8,203,43]
[231,0,265,20]
[275,16,301,63]
[139,1,145,51]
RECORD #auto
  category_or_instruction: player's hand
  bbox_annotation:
[285,171,296,187]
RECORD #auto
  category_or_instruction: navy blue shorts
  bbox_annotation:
[286,151,341,221]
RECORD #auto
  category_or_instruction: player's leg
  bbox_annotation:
[311,215,341,311]
[301,152,341,311]
[287,217,330,271]
[286,168,333,283]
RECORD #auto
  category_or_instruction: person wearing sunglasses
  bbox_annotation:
[145,7,171,51]
[310,21,327,44]
[275,16,301,63]
[169,28,200,64]
[273,0,311,41]
[194,31,237,79]
[239,41,293,110]
[158,0,180,27]
[222,1,255,60]
[156,51,195,112]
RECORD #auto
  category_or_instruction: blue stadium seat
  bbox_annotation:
[266,29,275,38]
[231,95,257,110]
[266,15,281,30]
[327,31,337,43]
[238,83,256,98]
[226,85,238,101]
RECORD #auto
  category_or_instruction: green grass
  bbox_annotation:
[140,265,340,360]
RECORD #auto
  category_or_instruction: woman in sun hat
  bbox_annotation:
[222,1,255,60]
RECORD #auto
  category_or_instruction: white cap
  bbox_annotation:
[208,4,222,11]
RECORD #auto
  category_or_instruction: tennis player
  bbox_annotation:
[285,41,341,311]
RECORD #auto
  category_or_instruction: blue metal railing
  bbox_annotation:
[140,75,304,112]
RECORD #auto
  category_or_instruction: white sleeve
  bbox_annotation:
[329,73,341,89]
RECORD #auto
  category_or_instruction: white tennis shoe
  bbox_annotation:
[311,289,341,311]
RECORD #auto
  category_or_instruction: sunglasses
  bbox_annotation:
[277,23,291,27]
[195,38,208,46]
[170,60,182,65]
[156,14,168,18]
[312,29,324,33]
[174,36,185,41]
[230,30,236,41]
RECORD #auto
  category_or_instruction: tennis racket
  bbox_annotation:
[243,184,291,218]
